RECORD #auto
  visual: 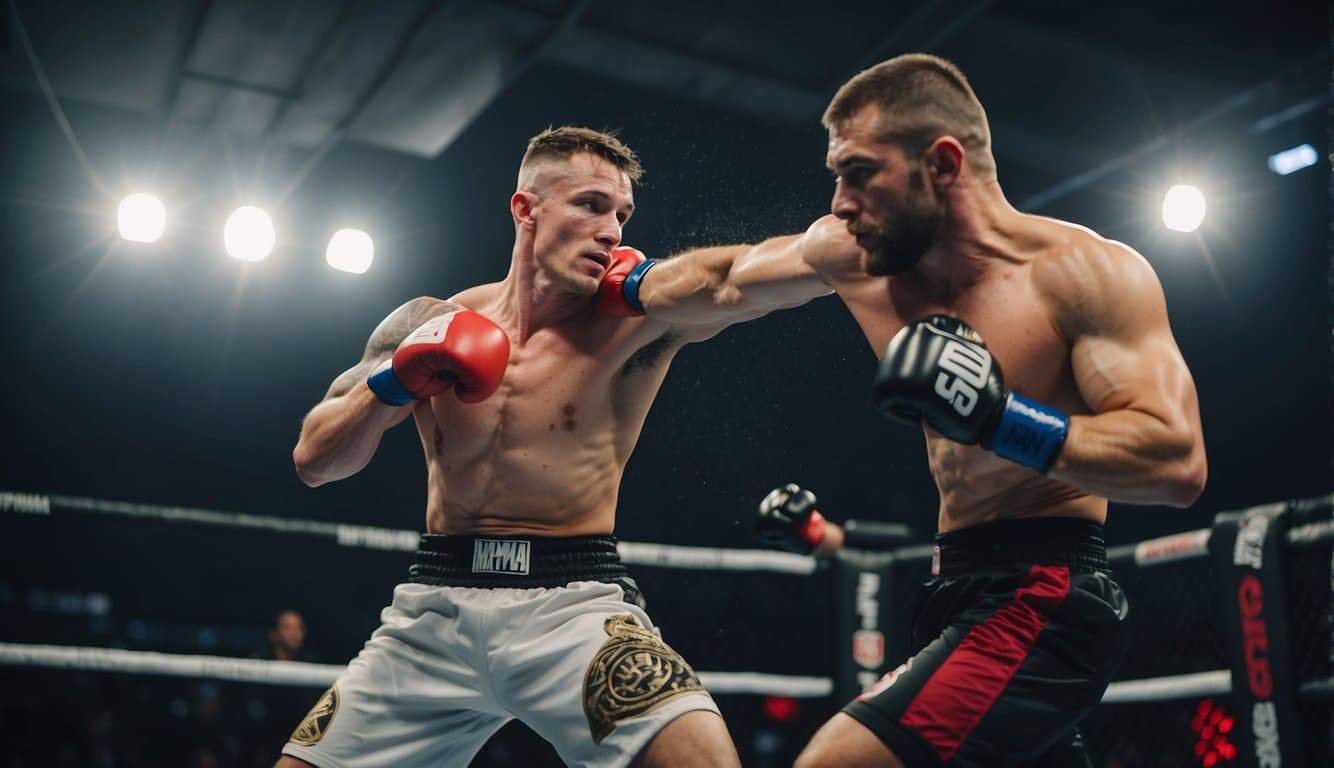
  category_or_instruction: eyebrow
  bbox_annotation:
[828,154,878,172]
[578,188,635,216]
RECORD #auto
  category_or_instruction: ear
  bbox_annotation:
[510,191,539,228]
[925,137,965,188]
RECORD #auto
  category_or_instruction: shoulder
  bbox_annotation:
[448,282,501,310]
[1030,218,1163,337]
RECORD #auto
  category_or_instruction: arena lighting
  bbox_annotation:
[1162,185,1206,233]
[326,228,374,274]
[116,193,165,243]
[1266,143,1317,176]
[224,206,275,262]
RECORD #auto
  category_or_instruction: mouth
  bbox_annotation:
[854,234,877,250]
[581,251,611,269]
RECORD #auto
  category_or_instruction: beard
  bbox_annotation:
[853,173,943,276]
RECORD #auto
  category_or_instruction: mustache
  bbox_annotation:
[846,222,886,239]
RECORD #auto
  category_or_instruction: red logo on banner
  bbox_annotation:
[852,629,885,669]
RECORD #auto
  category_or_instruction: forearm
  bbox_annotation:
[1047,409,1206,506]
[293,383,411,487]
[640,236,830,325]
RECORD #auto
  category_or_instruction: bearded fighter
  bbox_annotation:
[629,54,1207,767]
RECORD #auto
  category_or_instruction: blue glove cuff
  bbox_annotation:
[366,358,414,406]
[620,259,658,314]
[990,392,1069,473]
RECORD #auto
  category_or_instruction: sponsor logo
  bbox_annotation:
[933,339,992,417]
[1133,529,1210,566]
[472,539,531,575]
[1233,512,1269,569]
[1252,701,1281,767]
[403,314,453,346]
[852,629,885,670]
[1239,574,1280,766]
[857,658,913,701]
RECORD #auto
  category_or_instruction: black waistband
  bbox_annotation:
[408,534,631,588]
[934,517,1108,577]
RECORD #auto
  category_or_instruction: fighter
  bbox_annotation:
[282,126,840,768]
[630,53,1208,766]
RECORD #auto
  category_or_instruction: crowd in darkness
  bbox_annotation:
[0,610,321,768]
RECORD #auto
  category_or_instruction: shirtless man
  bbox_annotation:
[634,54,1208,766]
[282,126,835,768]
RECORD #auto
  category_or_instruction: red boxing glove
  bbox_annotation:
[594,246,655,317]
[391,311,510,403]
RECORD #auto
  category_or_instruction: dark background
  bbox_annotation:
[1,1,1329,766]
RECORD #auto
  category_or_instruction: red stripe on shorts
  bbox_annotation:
[899,564,1071,763]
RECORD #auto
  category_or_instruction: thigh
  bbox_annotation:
[846,568,1123,768]
[952,574,1123,766]
[281,584,511,768]
[631,709,739,768]
[491,581,726,768]
[796,713,905,768]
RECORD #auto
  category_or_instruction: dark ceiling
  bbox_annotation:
[3,0,1325,206]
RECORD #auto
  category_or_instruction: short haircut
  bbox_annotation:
[520,126,644,185]
[823,53,995,179]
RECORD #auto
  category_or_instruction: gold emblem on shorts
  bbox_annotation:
[583,614,706,744]
[290,684,339,746]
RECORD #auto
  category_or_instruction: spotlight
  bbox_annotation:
[117,193,165,243]
[326,229,374,274]
[1162,185,1206,233]
[1266,144,1316,176]
[224,206,275,262]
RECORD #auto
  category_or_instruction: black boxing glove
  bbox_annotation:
[756,483,827,555]
[872,315,1069,473]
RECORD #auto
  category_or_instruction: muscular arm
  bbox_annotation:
[292,296,458,487]
[636,216,851,331]
[1041,241,1207,506]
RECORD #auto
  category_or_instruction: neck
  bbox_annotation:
[912,179,1030,299]
[498,239,590,344]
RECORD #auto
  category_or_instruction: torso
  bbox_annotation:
[410,283,681,536]
[820,217,1107,532]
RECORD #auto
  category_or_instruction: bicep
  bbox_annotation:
[1062,248,1200,428]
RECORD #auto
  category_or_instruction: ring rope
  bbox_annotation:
[0,642,1231,703]
[0,490,815,574]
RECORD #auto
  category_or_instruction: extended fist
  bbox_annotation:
[594,246,655,317]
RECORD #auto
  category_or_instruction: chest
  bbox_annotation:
[422,323,638,454]
[838,268,1073,404]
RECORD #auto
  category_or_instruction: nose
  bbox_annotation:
[831,183,859,221]
[594,221,621,249]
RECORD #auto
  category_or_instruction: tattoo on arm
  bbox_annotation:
[323,297,460,400]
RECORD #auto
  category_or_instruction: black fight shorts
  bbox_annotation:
[844,517,1127,767]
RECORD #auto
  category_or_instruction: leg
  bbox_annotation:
[492,581,734,767]
[794,713,904,768]
[279,585,510,767]
[630,710,740,768]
